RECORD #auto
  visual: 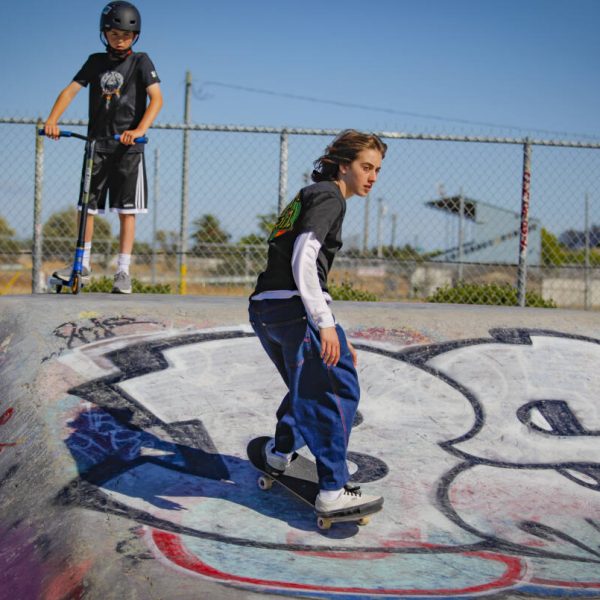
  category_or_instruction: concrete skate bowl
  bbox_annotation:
[1,294,599,600]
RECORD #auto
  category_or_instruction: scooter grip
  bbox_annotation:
[38,129,73,137]
[114,134,148,143]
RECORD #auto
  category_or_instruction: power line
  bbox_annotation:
[197,80,599,141]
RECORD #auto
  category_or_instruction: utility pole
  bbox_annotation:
[152,147,159,285]
[376,197,386,258]
[179,70,192,294]
[458,188,465,281]
[584,192,591,310]
[516,140,532,307]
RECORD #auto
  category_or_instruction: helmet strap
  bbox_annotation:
[107,46,133,60]
[100,31,138,61]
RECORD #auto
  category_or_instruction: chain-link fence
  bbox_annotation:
[1,117,599,308]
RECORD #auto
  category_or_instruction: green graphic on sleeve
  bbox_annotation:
[269,193,302,241]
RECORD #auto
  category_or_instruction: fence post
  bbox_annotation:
[516,139,532,307]
[32,120,44,293]
[377,197,384,258]
[179,70,192,295]
[362,195,370,255]
[278,130,289,214]
[152,147,159,286]
[458,188,465,282]
[584,192,590,310]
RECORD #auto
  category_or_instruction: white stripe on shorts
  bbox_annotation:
[135,159,145,210]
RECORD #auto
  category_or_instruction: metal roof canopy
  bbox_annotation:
[425,196,477,221]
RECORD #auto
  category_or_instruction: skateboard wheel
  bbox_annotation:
[317,517,332,530]
[72,275,80,295]
[358,516,370,526]
[258,475,273,490]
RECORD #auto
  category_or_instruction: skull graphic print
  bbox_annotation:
[100,71,124,110]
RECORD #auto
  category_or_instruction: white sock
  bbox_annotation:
[319,488,343,502]
[83,242,92,270]
[117,253,131,275]
[273,448,294,460]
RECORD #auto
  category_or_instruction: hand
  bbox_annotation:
[320,326,340,367]
[44,122,60,140]
[119,129,145,145]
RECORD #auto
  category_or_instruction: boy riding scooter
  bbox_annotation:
[44,1,162,293]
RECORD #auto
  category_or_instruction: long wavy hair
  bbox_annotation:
[311,129,387,183]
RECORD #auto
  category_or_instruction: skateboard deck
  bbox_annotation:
[247,436,382,530]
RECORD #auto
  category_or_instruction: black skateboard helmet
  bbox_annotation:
[100,1,141,34]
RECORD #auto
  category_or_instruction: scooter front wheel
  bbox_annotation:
[71,274,80,295]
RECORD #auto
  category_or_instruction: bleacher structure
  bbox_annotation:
[426,194,542,265]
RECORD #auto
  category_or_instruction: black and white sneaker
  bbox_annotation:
[262,438,294,475]
[315,485,383,516]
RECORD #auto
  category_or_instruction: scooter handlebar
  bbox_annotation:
[38,129,85,140]
[113,134,148,144]
[38,130,148,143]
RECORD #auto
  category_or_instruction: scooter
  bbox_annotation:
[38,130,147,294]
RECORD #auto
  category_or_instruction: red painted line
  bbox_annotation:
[296,550,390,560]
[151,530,525,596]
[0,407,14,425]
[531,578,600,589]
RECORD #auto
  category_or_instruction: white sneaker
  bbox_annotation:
[54,265,91,283]
[315,485,383,516]
[112,271,132,294]
[263,438,293,475]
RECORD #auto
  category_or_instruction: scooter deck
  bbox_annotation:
[47,274,86,294]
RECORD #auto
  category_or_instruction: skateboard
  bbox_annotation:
[247,436,383,530]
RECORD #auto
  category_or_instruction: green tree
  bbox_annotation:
[155,229,179,268]
[257,212,278,238]
[238,233,265,246]
[239,212,278,245]
[132,240,153,265]
[42,207,112,258]
[0,216,20,261]
[541,228,569,266]
[191,214,231,256]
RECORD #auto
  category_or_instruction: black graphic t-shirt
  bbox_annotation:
[73,52,160,153]
[253,181,346,295]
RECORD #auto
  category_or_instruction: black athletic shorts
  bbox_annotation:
[79,147,148,214]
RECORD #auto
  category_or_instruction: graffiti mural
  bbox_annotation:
[0,333,20,455]
[0,400,16,454]
[48,324,600,598]
[42,315,165,362]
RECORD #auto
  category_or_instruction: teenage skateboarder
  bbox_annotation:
[249,129,387,515]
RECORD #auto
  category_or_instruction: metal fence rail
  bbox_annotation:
[1,117,599,308]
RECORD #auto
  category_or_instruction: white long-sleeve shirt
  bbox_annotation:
[250,181,345,328]
[252,231,335,328]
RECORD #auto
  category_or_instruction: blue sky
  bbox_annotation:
[2,0,599,139]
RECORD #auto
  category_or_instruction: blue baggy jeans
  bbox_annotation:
[248,297,360,490]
